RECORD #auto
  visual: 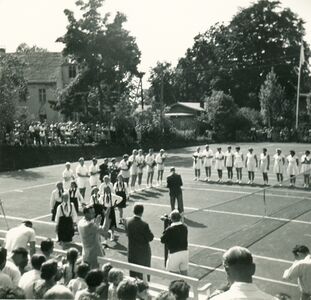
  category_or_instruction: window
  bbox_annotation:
[69,65,76,78]
[39,89,46,104]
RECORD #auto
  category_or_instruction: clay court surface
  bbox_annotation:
[0,142,311,298]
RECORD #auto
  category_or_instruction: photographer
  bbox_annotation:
[160,210,188,275]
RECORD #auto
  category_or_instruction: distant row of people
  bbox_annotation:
[193,146,311,187]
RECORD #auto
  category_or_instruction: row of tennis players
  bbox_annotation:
[192,145,311,187]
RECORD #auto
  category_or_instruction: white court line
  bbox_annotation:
[0,214,53,226]
[0,182,55,194]
[137,202,311,225]
[32,213,52,220]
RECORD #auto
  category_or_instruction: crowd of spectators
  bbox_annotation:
[3,121,116,146]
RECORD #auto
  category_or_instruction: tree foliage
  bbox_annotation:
[0,55,28,140]
[16,43,48,53]
[57,0,141,121]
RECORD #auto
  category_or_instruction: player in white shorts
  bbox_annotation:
[215,147,225,182]
[62,162,75,190]
[273,149,285,186]
[145,148,156,188]
[129,149,138,193]
[202,145,213,181]
[245,148,258,184]
[192,147,203,181]
[224,146,234,182]
[76,157,89,199]
[119,154,130,184]
[301,150,311,188]
[259,148,270,185]
[89,157,100,188]
[234,146,244,184]
[136,149,145,190]
[286,150,299,187]
[156,149,167,186]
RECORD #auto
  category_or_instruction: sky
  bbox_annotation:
[0,0,311,84]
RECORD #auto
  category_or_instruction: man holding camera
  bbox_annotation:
[160,210,188,275]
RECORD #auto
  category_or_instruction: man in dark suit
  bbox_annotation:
[125,204,154,279]
[166,167,184,217]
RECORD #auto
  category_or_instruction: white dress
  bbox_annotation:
[273,154,284,174]
[224,151,234,168]
[259,153,268,173]
[246,153,256,172]
[89,164,100,187]
[203,149,213,167]
[62,169,74,190]
[234,152,243,168]
[136,155,145,174]
[193,152,203,170]
[145,154,156,173]
[215,152,225,170]
[301,155,311,174]
[119,159,130,179]
[156,153,167,171]
[287,155,299,176]
[129,155,138,176]
[76,165,89,189]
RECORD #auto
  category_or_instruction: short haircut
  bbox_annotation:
[102,263,113,282]
[0,247,7,265]
[66,248,79,263]
[133,204,144,216]
[83,205,94,215]
[108,268,124,286]
[41,239,54,253]
[41,260,58,281]
[77,263,90,279]
[22,220,33,228]
[0,286,26,299]
[117,279,137,300]
[135,279,149,293]
[31,254,46,271]
[170,210,181,222]
[293,245,310,256]
[169,279,190,300]
[43,285,73,299]
[85,269,104,288]
[290,150,295,155]
[223,246,253,267]
[12,247,28,257]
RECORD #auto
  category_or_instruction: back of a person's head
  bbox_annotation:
[156,291,175,300]
[133,204,144,216]
[41,238,54,253]
[31,254,46,271]
[85,269,104,288]
[41,259,58,281]
[169,279,190,300]
[66,247,79,264]
[117,279,137,300]
[292,245,310,256]
[43,285,74,299]
[77,263,90,279]
[223,246,253,267]
[102,263,113,282]
[170,210,181,223]
[108,268,124,286]
[0,286,26,299]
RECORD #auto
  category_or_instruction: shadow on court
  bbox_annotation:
[0,169,45,181]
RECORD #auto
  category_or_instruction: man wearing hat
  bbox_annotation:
[119,154,131,184]
[62,162,75,190]
[166,167,184,217]
[89,157,100,188]
[5,221,36,257]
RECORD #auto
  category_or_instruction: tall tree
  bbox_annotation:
[56,0,141,121]
[259,69,286,127]
[16,43,47,53]
[0,54,28,141]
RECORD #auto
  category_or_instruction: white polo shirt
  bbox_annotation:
[5,224,35,255]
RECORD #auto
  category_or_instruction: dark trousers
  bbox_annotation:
[170,192,184,213]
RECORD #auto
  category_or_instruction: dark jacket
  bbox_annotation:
[167,173,183,195]
[125,216,154,266]
[161,223,188,254]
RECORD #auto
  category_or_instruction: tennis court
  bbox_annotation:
[0,142,310,298]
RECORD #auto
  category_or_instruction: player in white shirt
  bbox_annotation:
[259,148,270,185]
[50,181,64,221]
[88,157,100,188]
[119,154,130,184]
[287,150,299,187]
[234,146,244,184]
[192,147,203,181]
[5,221,36,257]
[202,145,213,181]
[156,149,167,186]
[129,149,139,193]
[76,157,89,199]
[224,146,234,182]
[273,149,285,186]
[62,162,75,190]
[301,150,311,188]
[145,148,156,188]
[136,149,145,190]
[215,147,225,182]
[245,148,258,185]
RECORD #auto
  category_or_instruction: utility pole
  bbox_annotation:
[160,73,164,133]
[136,72,145,110]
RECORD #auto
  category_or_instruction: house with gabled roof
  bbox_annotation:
[165,102,204,130]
